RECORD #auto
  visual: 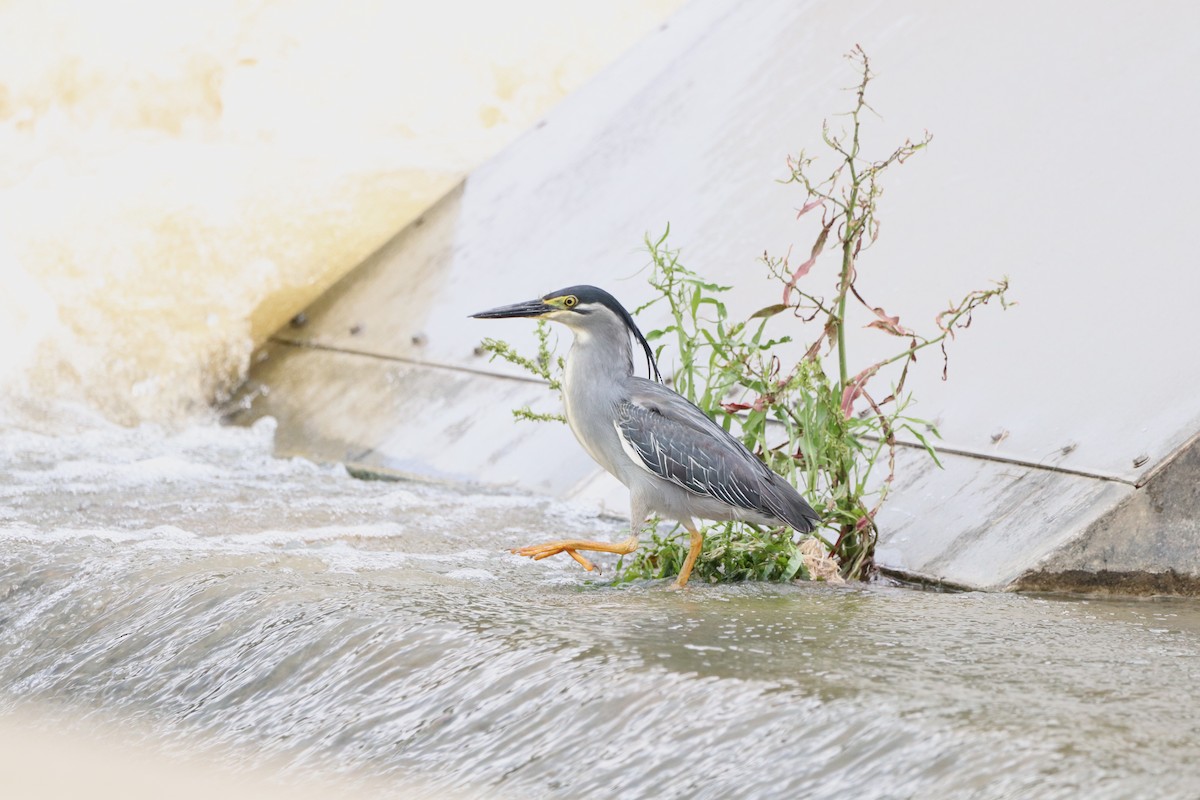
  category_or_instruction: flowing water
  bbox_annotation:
[2,408,1198,799]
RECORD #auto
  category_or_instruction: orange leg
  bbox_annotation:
[672,521,704,589]
[512,535,640,574]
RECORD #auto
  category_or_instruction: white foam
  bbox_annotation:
[0,0,683,426]
[446,568,498,582]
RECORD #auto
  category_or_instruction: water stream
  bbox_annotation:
[2,410,1198,798]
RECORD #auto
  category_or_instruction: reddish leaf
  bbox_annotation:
[781,255,818,305]
[935,303,957,336]
[721,402,753,413]
[840,363,881,419]
[750,303,790,320]
[811,223,831,259]
[782,221,833,305]
[796,198,825,218]
[865,306,911,337]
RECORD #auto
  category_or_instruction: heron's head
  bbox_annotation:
[471,285,662,381]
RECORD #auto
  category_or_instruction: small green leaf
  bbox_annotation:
[903,424,943,468]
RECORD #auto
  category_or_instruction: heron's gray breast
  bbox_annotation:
[562,355,630,479]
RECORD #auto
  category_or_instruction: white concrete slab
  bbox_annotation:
[236,343,592,494]
[873,448,1134,589]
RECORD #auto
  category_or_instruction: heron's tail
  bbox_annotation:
[763,473,821,534]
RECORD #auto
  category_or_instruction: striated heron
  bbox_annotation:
[472,285,820,588]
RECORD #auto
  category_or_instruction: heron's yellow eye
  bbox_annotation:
[563,295,578,308]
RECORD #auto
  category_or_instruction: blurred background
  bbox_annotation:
[0,0,682,425]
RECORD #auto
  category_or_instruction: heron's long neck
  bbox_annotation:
[560,313,633,472]
[563,315,634,392]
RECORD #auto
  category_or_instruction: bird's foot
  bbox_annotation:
[511,536,640,573]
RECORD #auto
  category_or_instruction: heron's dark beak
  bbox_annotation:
[469,299,554,319]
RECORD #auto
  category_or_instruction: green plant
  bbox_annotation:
[481,46,1011,583]
[479,320,566,424]
[762,46,1010,576]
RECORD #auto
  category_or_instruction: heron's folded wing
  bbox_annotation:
[617,380,820,532]
[614,394,767,514]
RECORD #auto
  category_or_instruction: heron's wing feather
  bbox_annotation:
[615,398,761,512]
[615,380,819,531]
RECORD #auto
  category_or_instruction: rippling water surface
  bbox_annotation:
[2,410,1198,799]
